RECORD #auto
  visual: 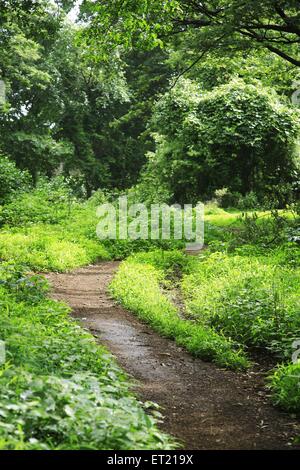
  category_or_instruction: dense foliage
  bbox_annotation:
[82,0,300,66]
[139,78,299,204]
[0,262,174,449]
[0,0,300,450]
[1,1,299,202]
[0,1,170,192]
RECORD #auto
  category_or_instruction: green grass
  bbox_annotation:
[110,251,249,370]
[1,185,299,416]
[0,262,176,450]
[0,224,110,272]
[181,250,300,361]
[110,243,300,413]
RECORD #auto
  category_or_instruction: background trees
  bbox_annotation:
[0,2,172,192]
[0,1,299,206]
[82,0,300,66]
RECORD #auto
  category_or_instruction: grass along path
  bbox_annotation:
[46,262,300,450]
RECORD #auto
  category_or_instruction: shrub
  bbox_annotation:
[142,78,300,204]
[0,368,175,450]
[0,176,75,227]
[213,188,242,209]
[0,262,49,303]
[231,210,299,249]
[0,155,31,205]
[236,192,260,211]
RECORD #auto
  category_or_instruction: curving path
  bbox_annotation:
[46,263,300,450]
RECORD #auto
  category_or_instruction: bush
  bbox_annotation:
[236,192,260,211]
[142,78,300,204]
[213,188,240,209]
[0,177,75,227]
[0,262,49,303]
[0,368,175,450]
[0,155,31,205]
[231,210,298,249]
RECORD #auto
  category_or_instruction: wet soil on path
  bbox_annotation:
[46,263,300,450]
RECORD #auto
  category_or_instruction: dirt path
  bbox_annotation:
[46,263,300,450]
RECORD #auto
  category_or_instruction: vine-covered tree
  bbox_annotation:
[139,78,300,204]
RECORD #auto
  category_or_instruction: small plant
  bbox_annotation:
[269,363,300,412]
[231,210,294,248]
[236,192,260,211]
[0,262,49,303]
[0,176,76,227]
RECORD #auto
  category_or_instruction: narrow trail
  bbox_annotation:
[46,263,300,450]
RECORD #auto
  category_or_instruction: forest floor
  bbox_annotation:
[46,262,300,450]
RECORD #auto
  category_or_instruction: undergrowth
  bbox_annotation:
[111,239,300,412]
[1,181,300,417]
[110,251,249,370]
[182,251,300,361]
[0,262,176,450]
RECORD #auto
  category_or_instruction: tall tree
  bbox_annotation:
[81,0,300,66]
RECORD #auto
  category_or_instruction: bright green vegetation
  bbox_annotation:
[0,177,186,270]
[111,242,299,370]
[1,0,300,449]
[84,1,300,69]
[0,179,110,271]
[110,251,249,370]
[270,363,300,412]
[110,211,300,411]
[0,227,109,272]
[0,262,175,450]
[182,251,300,361]
[0,176,178,449]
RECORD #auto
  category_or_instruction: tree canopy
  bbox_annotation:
[82,0,300,66]
[0,1,299,204]
[138,78,299,204]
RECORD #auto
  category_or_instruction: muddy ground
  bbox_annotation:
[46,263,300,450]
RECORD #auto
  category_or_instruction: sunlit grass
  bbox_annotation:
[110,251,249,370]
